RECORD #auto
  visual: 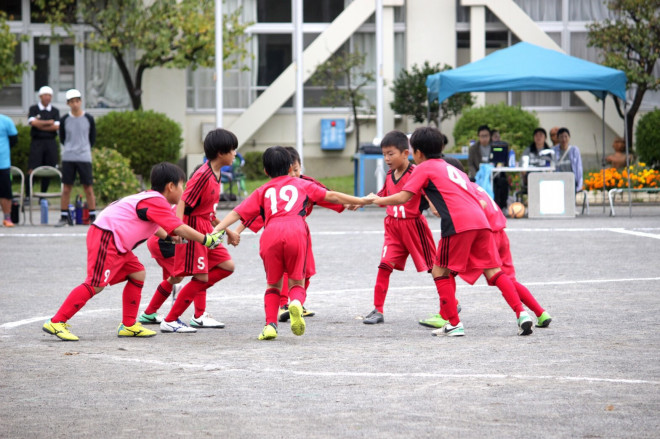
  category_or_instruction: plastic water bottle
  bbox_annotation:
[508,149,516,167]
[40,199,49,224]
[68,203,76,226]
[75,195,83,225]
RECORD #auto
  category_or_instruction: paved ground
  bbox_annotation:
[1,205,659,438]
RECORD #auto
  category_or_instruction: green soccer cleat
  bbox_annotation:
[418,313,448,329]
[517,311,534,336]
[118,322,157,338]
[536,311,552,328]
[289,300,306,336]
[258,323,278,340]
[138,312,162,325]
[43,320,79,341]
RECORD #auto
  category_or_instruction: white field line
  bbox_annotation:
[87,354,660,386]
[3,276,660,330]
[607,228,660,240]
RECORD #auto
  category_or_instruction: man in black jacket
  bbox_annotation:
[27,85,60,195]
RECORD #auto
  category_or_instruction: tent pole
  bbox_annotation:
[602,98,606,213]
[624,102,632,217]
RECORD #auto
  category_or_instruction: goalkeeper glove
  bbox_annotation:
[202,231,225,249]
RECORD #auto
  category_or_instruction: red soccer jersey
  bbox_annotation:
[377,163,425,219]
[182,162,220,234]
[469,181,506,232]
[235,175,328,226]
[402,159,490,237]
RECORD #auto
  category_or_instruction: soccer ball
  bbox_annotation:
[508,202,525,218]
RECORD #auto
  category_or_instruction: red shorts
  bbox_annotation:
[173,240,232,276]
[260,219,309,285]
[381,216,435,272]
[435,228,501,284]
[147,236,176,280]
[458,230,514,284]
[85,226,145,287]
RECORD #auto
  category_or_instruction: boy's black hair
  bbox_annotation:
[477,124,491,135]
[443,156,466,174]
[557,127,570,137]
[203,128,238,160]
[150,162,186,192]
[409,127,445,159]
[284,146,301,164]
[380,130,409,152]
[263,146,292,178]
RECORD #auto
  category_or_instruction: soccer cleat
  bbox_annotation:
[418,313,448,328]
[517,311,534,336]
[138,312,162,325]
[42,320,79,341]
[190,312,225,328]
[258,323,278,340]
[160,319,197,333]
[288,300,306,336]
[536,311,552,328]
[302,306,315,317]
[363,309,384,325]
[431,321,465,337]
[118,322,157,337]
[3,219,15,228]
[278,305,290,323]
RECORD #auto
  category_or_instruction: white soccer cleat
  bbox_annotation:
[160,319,197,333]
[190,312,225,328]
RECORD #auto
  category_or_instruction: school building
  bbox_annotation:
[2,0,658,176]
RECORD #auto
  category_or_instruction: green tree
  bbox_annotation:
[390,62,474,126]
[0,12,30,89]
[453,103,539,155]
[35,0,251,110]
[310,51,375,153]
[587,0,660,147]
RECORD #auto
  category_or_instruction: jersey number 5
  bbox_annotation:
[265,185,299,214]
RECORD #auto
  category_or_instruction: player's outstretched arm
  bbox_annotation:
[212,210,242,234]
[172,224,223,248]
[371,191,413,206]
[324,191,373,206]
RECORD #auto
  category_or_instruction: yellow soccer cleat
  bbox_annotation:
[258,323,278,340]
[43,320,79,341]
[117,322,157,338]
[288,300,306,336]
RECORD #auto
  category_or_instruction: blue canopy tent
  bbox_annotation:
[426,42,630,215]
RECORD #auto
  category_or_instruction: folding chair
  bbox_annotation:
[10,166,25,224]
[231,156,248,199]
[28,166,63,225]
[577,189,589,215]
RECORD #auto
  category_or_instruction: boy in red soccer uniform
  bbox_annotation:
[136,219,185,325]
[42,163,224,341]
[233,146,345,322]
[370,127,533,337]
[213,146,372,340]
[442,157,552,330]
[160,128,239,333]
[361,130,437,325]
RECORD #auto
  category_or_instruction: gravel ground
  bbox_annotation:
[1,205,659,438]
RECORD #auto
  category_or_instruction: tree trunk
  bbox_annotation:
[112,50,142,110]
[625,86,647,154]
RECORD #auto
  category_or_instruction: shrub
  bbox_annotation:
[95,110,182,178]
[452,103,539,155]
[242,151,264,180]
[584,163,660,191]
[9,124,32,172]
[635,109,660,169]
[92,147,141,205]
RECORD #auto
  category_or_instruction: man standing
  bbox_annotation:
[28,86,60,195]
[56,89,97,226]
[0,113,18,227]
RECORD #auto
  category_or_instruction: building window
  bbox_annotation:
[0,44,22,107]
[34,37,76,103]
[0,0,22,19]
